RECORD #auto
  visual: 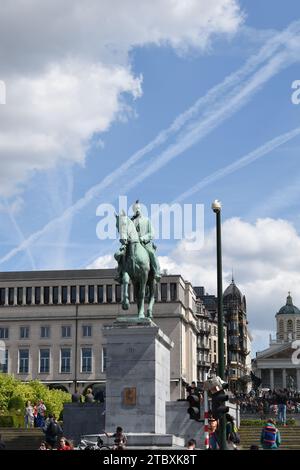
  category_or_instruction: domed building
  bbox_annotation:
[276,292,300,342]
[223,278,252,392]
[253,293,300,391]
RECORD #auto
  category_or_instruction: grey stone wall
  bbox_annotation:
[62,403,105,444]
[166,401,205,448]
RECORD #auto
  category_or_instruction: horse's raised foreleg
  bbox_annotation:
[122,272,130,310]
[147,276,156,318]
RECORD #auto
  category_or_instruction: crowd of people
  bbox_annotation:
[0,384,295,451]
[234,389,300,422]
[183,382,292,450]
[23,388,102,450]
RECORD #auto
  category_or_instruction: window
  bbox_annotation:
[0,288,5,305]
[26,287,32,305]
[20,326,29,339]
[297,320,300,339]
[44,286,49,305]
[170,283,177,301]
[39,349,50,373]
[115,285,121,303]
[62,286,68,304]
[60,348,71,373]
[98,285,103,303]
[161,283,167,302]
[17,287,23,305]
[0,349,8,373]
[82,325,92,337]
[18,349,29,374]
[102,347,107,372]
[8,288,14,305]
[213,340,217,353]
[53,286,59,304]
[34,287,41,305]
[40,326,50,338]
[88,285,94,303]
[81,348,92,373]
[61,326,71,338]
[71,286,77,304]
[79,286,85,304]
[0,328,8,339]
[106,285,112,303]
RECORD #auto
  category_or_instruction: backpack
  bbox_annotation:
[228,423,240,444]
[262,424,277,447]
[230,429,240,444]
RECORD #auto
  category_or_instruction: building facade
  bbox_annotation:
[223,279,251,392]
[194,280,252,392]
[0,269,198,400]
[193,287,228,383]
[253,293,300,392]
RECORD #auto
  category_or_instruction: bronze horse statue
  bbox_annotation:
[115,212,156,319]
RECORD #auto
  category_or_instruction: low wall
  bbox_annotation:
[63,400,239,448]
[166,401,205,448]
[62,403,105,445]
[166,400,240,449]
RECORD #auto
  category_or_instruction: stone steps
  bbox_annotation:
[0,428,44,450]
[239,426,300,450]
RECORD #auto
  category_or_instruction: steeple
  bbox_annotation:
[286,292,293,306]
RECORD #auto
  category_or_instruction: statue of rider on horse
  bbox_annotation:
[114,200,161,319]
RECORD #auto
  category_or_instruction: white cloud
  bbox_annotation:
[0,61,142,196]
[159,217,300,353]
[0,0,242,196]
[88,254,115,270]
[87,217,300,354]
[0,1,243,72]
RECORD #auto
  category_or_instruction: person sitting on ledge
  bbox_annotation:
[105,426,127,450]
[85,388,95,403]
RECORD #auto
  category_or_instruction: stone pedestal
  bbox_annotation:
[103,319,173,434]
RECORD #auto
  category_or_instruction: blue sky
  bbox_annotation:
[0,1,300,353]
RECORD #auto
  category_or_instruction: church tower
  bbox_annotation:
[276,292,300,342]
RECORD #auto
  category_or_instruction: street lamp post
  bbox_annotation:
[211,200,227,450]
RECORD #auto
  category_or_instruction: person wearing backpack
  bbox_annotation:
[225,414,240,449]
[43,413,63,449]
[260,418,281,450]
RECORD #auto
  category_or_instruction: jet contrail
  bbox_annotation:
[107,49,296,195]
[174,126,300,203]
[86,125,300,269]
[3,199,36,270]
[1,21,300,266]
